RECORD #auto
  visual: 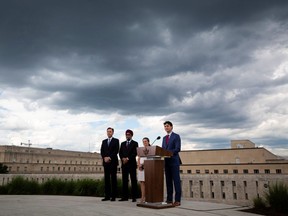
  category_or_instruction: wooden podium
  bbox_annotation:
[136,146,174,209]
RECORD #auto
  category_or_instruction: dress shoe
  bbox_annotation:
[173,201,181,206]
[118,198,128,201]
[110,198,115,201]
[101,198,110,201]
[165,200,173,204]
[132,198,136,202]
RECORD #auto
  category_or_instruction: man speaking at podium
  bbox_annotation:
[162,121,181,206]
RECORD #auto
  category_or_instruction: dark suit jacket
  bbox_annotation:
[100,137,120,167]
[119,140,138,169]
[162,132,181,165]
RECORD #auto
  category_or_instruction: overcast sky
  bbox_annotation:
[1,0,288,156]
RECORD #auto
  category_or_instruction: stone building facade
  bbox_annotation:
[0,145,103,174]
[1,140,288,206]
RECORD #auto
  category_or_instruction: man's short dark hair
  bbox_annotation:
[107,127,114,132]
[163,121,173,127]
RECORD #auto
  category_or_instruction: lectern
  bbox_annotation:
[136,146,173,209]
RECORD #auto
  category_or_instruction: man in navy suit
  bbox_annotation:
[119,129,138,202]
[100,127,120,201]
[162,121,181,206]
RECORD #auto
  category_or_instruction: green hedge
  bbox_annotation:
[0,176,140,198]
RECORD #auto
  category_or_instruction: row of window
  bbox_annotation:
[182,169,282,174]
[8,166,103,172]
[12,159,100,165]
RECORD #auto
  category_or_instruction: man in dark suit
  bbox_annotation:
[119,129,138,202]
[162,121,182,206]
[100,127,120,201]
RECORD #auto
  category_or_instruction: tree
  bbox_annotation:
[0,163,9,173]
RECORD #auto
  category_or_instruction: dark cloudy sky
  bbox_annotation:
[1,0,288,156]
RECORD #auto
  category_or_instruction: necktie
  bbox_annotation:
[108,138,111,146]
[166,135,169,145]
[126,141,130,147]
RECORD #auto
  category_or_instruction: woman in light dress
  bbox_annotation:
[137,137,150,203]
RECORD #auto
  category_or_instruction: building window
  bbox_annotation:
[233,193,237,200]
[214,169,219,174]
[244,181,247,187]
[233,169,238,174]
[189,180,193,198]
[223,169,228,174]
[205,169,209,174]
[210,181,214,186]
[254,169,259,174]
[46,167,49,171]
[180,170,183,173]
[58,167,60,171]
[187,170,191,174]
[41,167,43,171]
[265,169,270,174]
[221,181,225,186]
[196,170,200,174]
[276,169,282,174]
[243,169,249,174]
[222,192,226,199]
[235,157,240,163]
[232,181,236,186]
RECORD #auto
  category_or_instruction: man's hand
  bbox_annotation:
[104,157,111,163]
[122,157,129,164]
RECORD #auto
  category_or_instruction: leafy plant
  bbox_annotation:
[253,196,266,209]
[0,163,9,174]
[6,176,41,194]
[265,182,288,213]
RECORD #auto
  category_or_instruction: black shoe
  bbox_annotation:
[102,198,110,201]
[165,200,173,204]
[110,198,116,201]
[119,198,128,201]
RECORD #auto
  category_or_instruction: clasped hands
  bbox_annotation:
[122,157,129,164]
[104,157,111,163]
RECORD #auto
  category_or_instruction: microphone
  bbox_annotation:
[151,136,161,145]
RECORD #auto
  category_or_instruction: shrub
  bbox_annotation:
[41,178,67,195]
[265,182,288,213]
[0,163,9,174]
[74,179,99,196]
[7,176,41,195]
[0,185,8,194]
[253,196,266,209]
